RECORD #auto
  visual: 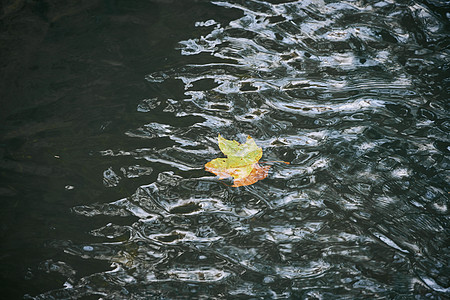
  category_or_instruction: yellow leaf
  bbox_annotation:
[205,135,270,187]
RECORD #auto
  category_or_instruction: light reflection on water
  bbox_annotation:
[24,0,449,298]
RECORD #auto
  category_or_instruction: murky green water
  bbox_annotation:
[1,0,449,299]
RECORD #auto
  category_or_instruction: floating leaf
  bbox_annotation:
[205,135,270,187]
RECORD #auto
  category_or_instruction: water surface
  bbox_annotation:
[0,0,449,299]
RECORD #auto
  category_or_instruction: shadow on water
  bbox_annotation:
[0,0,449,299]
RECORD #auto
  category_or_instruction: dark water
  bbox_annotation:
[1,0,449,299]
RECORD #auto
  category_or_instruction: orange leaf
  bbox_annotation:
[232,163,270,187]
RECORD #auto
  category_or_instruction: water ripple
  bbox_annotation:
[34,0,450,298]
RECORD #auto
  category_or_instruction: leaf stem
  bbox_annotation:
[259,161,290,165]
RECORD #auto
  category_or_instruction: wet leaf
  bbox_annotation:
[205,135,270,187]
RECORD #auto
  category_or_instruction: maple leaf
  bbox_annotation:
[205,135,271,187]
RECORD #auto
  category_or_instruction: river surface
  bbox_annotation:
[0,0,449,299]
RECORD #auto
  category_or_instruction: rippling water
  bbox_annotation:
[1,0,449,299]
